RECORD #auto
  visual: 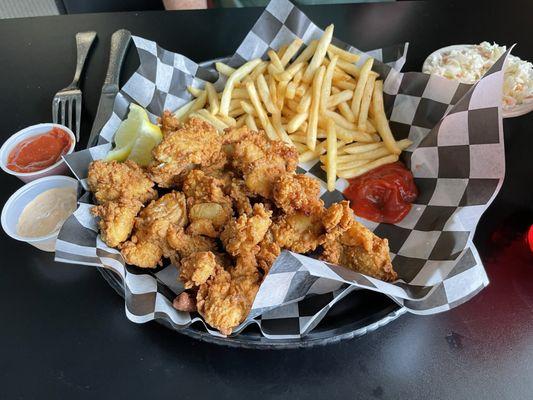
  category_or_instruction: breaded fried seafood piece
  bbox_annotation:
[88,159,157,205]
[121,192,187,268]
[272,173,323,214]
[149,116,223,188]
[91,198,143,248]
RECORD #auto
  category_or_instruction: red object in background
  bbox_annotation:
[6,127,72,173]
[343,161,418,224]
[526,225,533,253]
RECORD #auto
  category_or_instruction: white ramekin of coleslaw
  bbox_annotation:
[423,42,533,118]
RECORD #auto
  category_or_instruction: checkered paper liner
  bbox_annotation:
[56,0,507,338]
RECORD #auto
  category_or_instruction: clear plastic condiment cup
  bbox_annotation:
[1,175,79,252]
[0,123,76,183]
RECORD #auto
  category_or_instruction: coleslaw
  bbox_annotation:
[423,42,533,109]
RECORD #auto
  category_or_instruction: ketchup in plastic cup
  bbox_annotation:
[343,161,418,224]
[0,123,75,183]
[7,127,71,173]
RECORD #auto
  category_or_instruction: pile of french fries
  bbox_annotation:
[174,24,411,191]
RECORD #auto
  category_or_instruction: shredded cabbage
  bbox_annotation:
[423,42,533,109]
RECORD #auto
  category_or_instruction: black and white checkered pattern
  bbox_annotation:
[57,0,508,338]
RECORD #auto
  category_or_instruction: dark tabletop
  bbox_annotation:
[1,1,532,399]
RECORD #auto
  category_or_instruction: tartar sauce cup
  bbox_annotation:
[0,123,76,183]
[1,175,79,252]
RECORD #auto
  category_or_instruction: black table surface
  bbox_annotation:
[1,1,532,399]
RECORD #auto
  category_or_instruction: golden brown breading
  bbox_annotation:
[166,226,217,259]
[271,203,326,253]
[159,110,181,134]
[182,170,233,237]
[230,129,298,198]
[321,221,396,282]
[228,178,254,216]
[180,251,218,289]
[220,203,272,257]
[149,117,223,188]
[256,232,281,275]
[195,253,260,335]
[272,173,323,214]
[91,198,142,248]
[88,160,157,205]
[121,192,187,268]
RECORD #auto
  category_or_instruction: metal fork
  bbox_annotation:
[53,31,97,141]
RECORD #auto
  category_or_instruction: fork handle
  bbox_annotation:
[69,31,97,89]
[104,29,132,88]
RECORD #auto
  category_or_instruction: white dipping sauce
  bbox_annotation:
[16,187,77,238]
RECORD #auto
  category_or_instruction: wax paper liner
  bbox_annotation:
[56,0,507,338]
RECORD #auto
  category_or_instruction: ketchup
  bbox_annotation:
[7,127,72,173]
[343,162,417,224]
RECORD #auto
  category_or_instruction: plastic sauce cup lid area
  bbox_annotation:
[1,175,79,243]
[0,123,76,177]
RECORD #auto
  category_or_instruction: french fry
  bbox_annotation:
[220,58,262,116]
[357,74,376,130]
[297,91,312,113]
[250,61,269,81]
[336,58,362,78]
[293,141,308,153]
[337,154,399,179]
[280,38,303,67]
[306,65,326,151]
[285,99,300,112]
[218,114,237,127]
[335,159,369,171]
[287,112,308,133]
[323,110,359,130]
[277,44,289,60]
[276,80,288,111]
[215,62,235,77]
[327,89,353,109]
[326,119,337,191]
[292,40,318,65]
[337,101,356,122]
[229,107,245,118]
[204,82,219,115]
[293,69,303,86]
[174,91,207,121]
[245,80,278,140]
[302,24,334,83]
[366,119,377,133]
[240,100,257,117]
[187,86,204,97]
[327,43,360,63]
[320,55,338,113]
[231,88,249,99]
[295,82,308,97]
[285,82,297,99]
[351,57,374,120]
[372,80,401,154]
[267,75,278,106]
[272,112,292,144]
[334,80,356,91]
[342,139,412,156]
[278,62,306,82]
[193,109,228,131]
[256,74,277,114]
[289,132,308,144]
[245,114,258,131]
[268,50,284,73]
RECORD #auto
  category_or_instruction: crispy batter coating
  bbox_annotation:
[91,198,142,248]
[321,221,396,282]
[149,117,223,188]
[88,160,156,204]
[231,130,298,198]
[121,192,187,268]
[272,173,323,214]
[88,122,398,334]
[220,203,272,257]
[195,253,260,335]
[167,226,217,259]
[272,203,326,253]
[183,170,233,237]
